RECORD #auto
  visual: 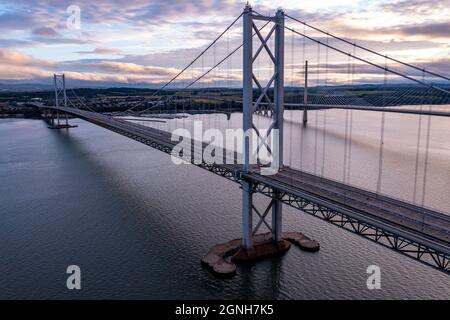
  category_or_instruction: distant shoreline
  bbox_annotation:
[0,114,42,120]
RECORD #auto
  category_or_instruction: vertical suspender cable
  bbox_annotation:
[343,54,351,183]
[413,71,425,204]
[299,24,306,172]
[376,58,388,194]
[289,29,295,168]
[202,53,205,132]
[314,42,320,174]
[321,36,329,178]
[256,26,261,138]
[346,44,356,183]
[227,29,231,131]
[214,41,217,133]
[421,99,432,208]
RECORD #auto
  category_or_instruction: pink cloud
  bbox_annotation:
[0,48,55,67]
[76,47,123,55]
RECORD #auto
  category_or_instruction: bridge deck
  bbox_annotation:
[36,105,450,270]
[243,168,449,250]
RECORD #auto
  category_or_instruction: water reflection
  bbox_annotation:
[130,106,450,213]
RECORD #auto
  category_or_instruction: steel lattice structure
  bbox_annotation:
[241,5,285,249]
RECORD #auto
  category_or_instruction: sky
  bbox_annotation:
[0,0,449,88]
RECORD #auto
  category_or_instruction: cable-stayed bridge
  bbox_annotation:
[30,5,450,274]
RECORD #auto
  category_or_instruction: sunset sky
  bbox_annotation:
[0,0,449,87]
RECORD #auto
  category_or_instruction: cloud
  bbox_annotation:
[1,0,245,27]
[380,0,450,18]
[32,27,61,37]
[0,48,183,84]
[0,49,55,80]
[396,22,450,38]
[0,12,39,31]
[75,47,122,55]
[0,0,448,87]
[0,65,52,80]
[0,39,35,48]
[0,48,55,67]
[96,61,178,77]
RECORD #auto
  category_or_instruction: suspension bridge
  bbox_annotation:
[30,5,450,274]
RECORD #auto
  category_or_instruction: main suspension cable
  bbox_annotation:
[285,13,450,82]
[284,25,450,95]
[184,21,271,90]
[123,12,244,115]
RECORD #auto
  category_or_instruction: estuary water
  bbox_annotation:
[0,107,449,299]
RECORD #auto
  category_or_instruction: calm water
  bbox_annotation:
[0,109,449,299]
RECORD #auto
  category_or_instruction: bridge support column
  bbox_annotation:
[271,9,285,242]
[241,4,254,251]
[242,180,253,250]
[272,190,283,242]
[303,60,308,125]
[240,5,285,251]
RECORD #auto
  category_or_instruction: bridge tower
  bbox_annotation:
[240,5,286,253]
[54,74,68,126]
[47,73,76,129]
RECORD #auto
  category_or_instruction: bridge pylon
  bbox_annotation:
[239,5,287,257]
[46,73,76,129]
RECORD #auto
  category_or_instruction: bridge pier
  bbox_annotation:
[234,183,291,262]
[44,108,77,129]
[201,229,319,276]
[241,180,253,250]
[272,190,283,242]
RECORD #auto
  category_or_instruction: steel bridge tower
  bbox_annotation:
[241,5,285,251]
[53,73,68,126]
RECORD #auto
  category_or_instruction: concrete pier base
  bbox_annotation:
[232,234,291,262]
[201,231,320,277]
[283,231,320,252]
